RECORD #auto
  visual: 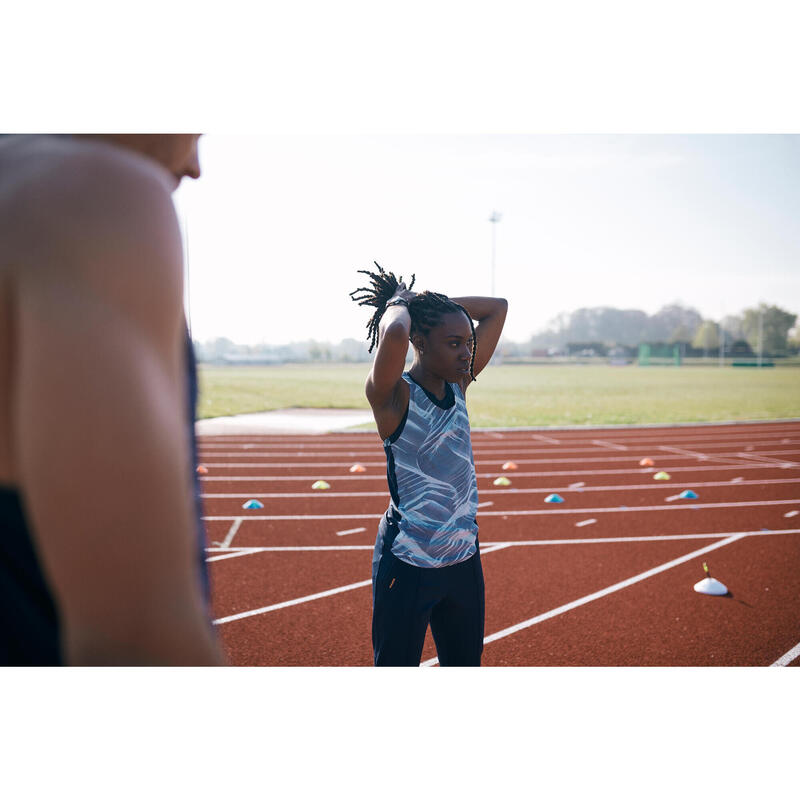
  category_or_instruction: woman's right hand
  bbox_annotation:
[389,281,416,304]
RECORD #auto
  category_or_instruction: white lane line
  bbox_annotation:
[575,519,597,527]
[200,462,796,481]
[202,498,800,522]
[736,452,799,468]
[213,579,373,625]
[665,494,681,502]
[785,510,799,518]
[204,528,800,555]
[336,526,367,537]
[207,548,263,563]
[771,641,800,667]
[592,440,628,451]
[477,501,494,508]
[532,434,561,444]
[421,533,748,666]
[210,543,513,620]
[201,476,800,499]
[479,543,514,555]
[221,518,243,548]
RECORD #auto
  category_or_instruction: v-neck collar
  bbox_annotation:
[405,371,455,409]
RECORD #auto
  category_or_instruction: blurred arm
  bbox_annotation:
[14,158,224,665]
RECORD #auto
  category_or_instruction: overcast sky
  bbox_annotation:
[172,134,800,345]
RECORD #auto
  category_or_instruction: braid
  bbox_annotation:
[349,263,477,382]
[348,262,416,353]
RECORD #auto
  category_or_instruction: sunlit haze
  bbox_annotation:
[173,135,799,347]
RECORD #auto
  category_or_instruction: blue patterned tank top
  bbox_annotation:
[378,372,479,568]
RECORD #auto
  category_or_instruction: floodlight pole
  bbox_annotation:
[757,305,763,368]
[488,210,502,365]
[489,210,502,296]
[719,320,724,367]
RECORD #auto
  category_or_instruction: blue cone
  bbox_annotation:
[678,490,698,499]
[242,499,264,509]
[544,493,564,504]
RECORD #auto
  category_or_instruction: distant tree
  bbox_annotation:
[741,304,797,355]
[649,304,703,342]
[692,321,720,355]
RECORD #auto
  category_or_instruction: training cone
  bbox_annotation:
[242,499,264,510]
[349,464,367,473]
[639,458,654,467]
[196,465,208,475]
[544,494,564,503]
[653,471,671,480]
[493,476,512,486]
[502,461,518,471]
[678,489,698,499]
[693,562,728,595]
[312,480,331,490]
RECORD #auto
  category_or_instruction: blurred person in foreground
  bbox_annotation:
[0,134,224,665]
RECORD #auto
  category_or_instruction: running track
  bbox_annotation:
[197,420,800,666]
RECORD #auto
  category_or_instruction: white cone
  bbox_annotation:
[693,577,728,595]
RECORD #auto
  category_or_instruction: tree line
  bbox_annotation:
[194,302,798,363]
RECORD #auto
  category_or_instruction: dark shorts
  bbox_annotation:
[372,516,484,667]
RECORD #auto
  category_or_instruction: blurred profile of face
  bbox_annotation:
[91,134,202,188]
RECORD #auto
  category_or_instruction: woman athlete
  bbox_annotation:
[350,263,507,666]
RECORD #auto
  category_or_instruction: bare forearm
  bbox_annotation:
[451,296,508,322]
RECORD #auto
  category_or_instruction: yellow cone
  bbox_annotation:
[653,471,671,480]
[493,476,512,486]
[312,480,331,490]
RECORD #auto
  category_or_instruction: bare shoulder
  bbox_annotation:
[4,136,184,321]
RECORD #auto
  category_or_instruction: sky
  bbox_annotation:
[173,134,800,345]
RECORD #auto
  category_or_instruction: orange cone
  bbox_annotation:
[639,458,654,467]
[349,464,367,473]
[196,465,208,475]
[502,461,518,471]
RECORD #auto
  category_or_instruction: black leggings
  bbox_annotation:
[372,545,485,667]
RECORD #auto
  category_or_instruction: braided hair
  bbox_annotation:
[349,262,477,382]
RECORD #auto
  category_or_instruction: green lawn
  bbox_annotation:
[198,363,800,428]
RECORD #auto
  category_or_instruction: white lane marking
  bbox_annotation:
[771,641,800,667]
[421,533,748,666]
[202,498,800,522]
[204,528,800,555]
[211,539,514,624]
[478,543,514,555]
[213,579,373,625]
[575,519,597,527]
[336,526,367,537]
[665,494,681,502]
[736,452,799,468]
[221,518,243,548]
[207,548,263,563]
[477,501,494,508]
[592,440,628,451]
[201,476,800,499]
[200,462,797,481]
[731,477,743,483]
[784,510,799,518]
[531,434,561,444]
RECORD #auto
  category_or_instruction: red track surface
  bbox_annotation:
[198,421,800,666]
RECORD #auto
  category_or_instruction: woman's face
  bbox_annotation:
[416,311,473,382]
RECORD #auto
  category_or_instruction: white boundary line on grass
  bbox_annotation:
[420,533,749,666]
[770,641,800,667]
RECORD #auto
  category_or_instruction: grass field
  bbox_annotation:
[198,363,800,427]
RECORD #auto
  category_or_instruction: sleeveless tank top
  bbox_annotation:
[0,330,209,665]
[377,372,479,568]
